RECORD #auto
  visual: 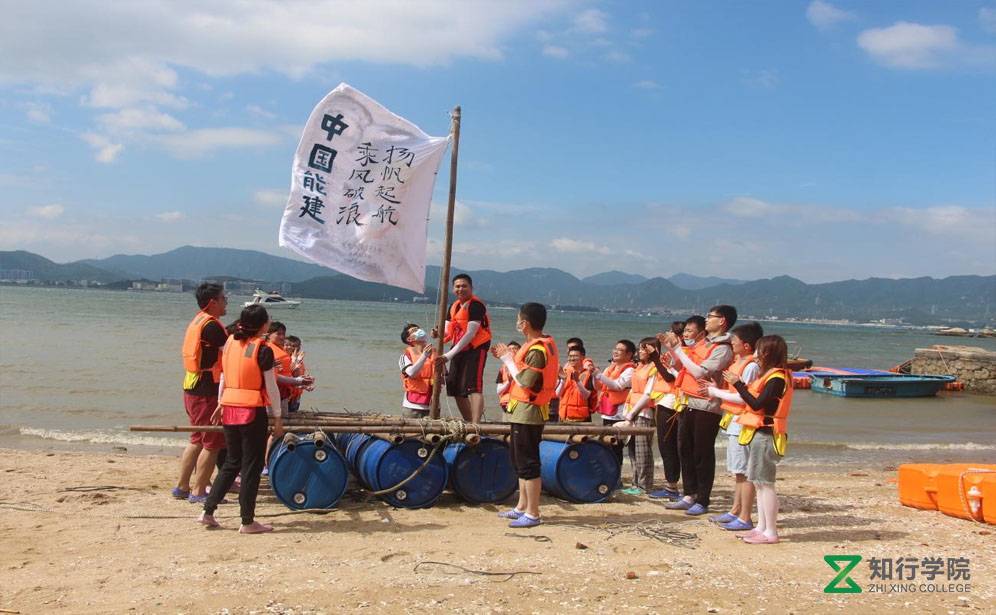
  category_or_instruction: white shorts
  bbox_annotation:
[726,435,748,475]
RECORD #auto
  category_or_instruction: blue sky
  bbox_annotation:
[1,0,994,282]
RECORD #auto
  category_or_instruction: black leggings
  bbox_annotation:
[655,405,681,485]
[678,409,721,508]
[601,417,625,470]
[204,409,268,525]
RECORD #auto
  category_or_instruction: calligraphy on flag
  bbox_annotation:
[279,83,450,293]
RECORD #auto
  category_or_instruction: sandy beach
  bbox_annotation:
[0,449,992,614]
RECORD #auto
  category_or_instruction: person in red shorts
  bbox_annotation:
[175,282,228,503]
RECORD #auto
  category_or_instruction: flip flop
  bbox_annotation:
[171,487,190,499]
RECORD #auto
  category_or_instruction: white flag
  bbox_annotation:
[279,83,449,293]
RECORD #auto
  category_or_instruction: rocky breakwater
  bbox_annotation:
[912,345,996,394]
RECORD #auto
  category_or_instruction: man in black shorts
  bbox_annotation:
[434,274,491,423]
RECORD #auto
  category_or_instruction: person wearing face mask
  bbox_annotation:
[399,323,435,418]
[663,307,737,517]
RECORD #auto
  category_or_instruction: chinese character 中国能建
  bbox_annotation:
[308,144,337,173]
[375,185,400,204]
[298,195,325,224]
[356,142,378,167]
[372,203,399,226]
[320,113,349,141]
[337,203,363,226]
[303,171,327,195]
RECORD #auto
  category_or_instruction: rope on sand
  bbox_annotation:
[558,520,700,549]
[414,560,542,582]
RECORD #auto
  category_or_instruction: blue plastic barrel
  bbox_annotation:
[268,436,349,510]
[355,438,448,508]
[443,438,517,504]
[539,440,620,503]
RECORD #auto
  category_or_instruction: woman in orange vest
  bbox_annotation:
[556,345,595,422]
[723,335,793,545]
[620,337,665,495]
[495,341,521,412]
[199,304,284,534]
[399,323,435,418]
[490,302,559,529]
[647,321,685,500]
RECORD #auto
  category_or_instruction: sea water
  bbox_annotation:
[1,286,994,468]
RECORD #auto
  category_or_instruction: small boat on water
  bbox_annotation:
[809,374,956,398]
[243,289,301,309]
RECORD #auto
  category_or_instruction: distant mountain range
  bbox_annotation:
[2,247,994,325]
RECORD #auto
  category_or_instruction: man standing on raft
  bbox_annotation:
[434,274,491,423]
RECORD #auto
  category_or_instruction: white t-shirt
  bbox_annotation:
[727,362,760,436]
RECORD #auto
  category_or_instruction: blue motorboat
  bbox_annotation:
[809,374,956,398]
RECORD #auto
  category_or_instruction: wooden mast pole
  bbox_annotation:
[430,106,461,420]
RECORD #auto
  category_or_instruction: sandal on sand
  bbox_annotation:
[721,519,755,531]
[710,513,736,524]
[498,509,524,520]
[171,487,190,499]
[742,533,779,544]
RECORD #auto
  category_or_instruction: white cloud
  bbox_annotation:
[573,9,608,34]
[886,205,996,244]
[253,189,288,208]
[857,22,958,69]
[634,79,662,90]
[981,8,996,34]
[246,104,277,120]
[542,45,570,59]
[80,132,124,163]
[153,127,284,158]
[25,102,51,123]
[806,1,856,30]
[155,211,185,222]
[97,107,185,133]
[741,68,779,89]
[604,50,631,63]
[27,203,65,219]
[723,196,784,218]
[551,237,611,255]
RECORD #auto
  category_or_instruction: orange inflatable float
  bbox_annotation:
[898,463,996,524]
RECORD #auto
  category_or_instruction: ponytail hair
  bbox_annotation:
[232,304,269,340]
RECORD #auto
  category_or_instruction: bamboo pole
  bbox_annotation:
[280,417,650,436]
[541,433,589,443]
[430,105,462,421]
[130,422,653,436]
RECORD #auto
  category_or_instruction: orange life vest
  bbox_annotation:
[719,355,759,415]
[220,336,268,408]
[400,346,434,394]
[269,341,293,400]
[674,338,724,399]
[181,310,223,384]
[558,364,594,421]
[498,365,513,408]
[446,295,492,349]
[597,361,635,411]
[625,362,659,414]
[736,368,793,434]
[508,336,560,407]
[289,358,307,401]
